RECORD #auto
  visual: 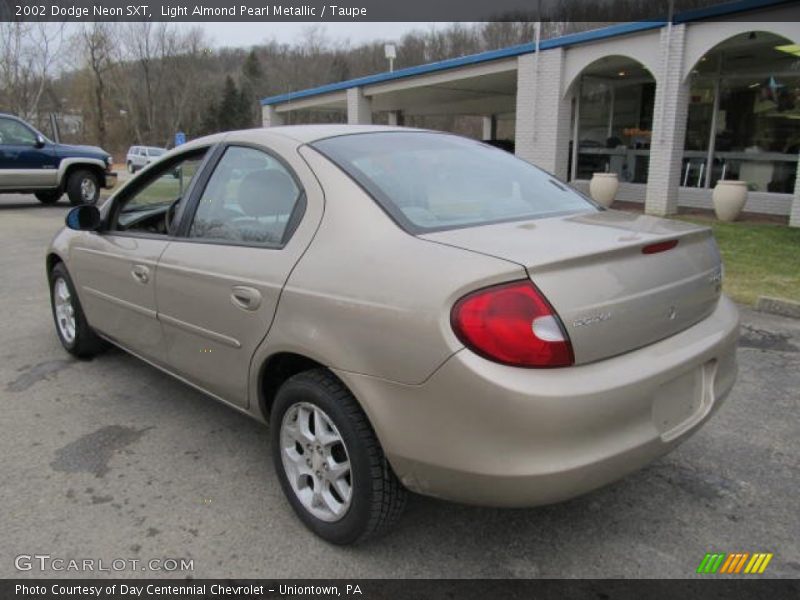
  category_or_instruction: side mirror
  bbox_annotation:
[65,205,101,231]
[34,134,46,149]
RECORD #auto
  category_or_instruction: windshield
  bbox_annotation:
[312,132,597,233]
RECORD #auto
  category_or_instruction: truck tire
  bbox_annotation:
[35,191,62,204]
[66,169,100,206]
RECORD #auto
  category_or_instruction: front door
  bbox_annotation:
[0,116,57,190]
[70,148,210,362]
[155,144,309,406]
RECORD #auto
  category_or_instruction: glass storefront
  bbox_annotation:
[569,33,799,196]
[570,58,656,184]
[685,33,800,193]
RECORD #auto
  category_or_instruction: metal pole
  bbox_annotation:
[49,113,60,143]
[607,84,615,139]
[704,56,722,188]
[571,81,581,181]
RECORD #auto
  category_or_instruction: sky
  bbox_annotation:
[182,22,434,49]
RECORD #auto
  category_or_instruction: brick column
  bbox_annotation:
[645,24,690,217]
[791,155,800,227]
[262,105,284,127]
[514,49,571,180]
[347,87,372,125]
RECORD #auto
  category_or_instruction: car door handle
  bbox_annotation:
[230,286,262,311]
[131,264,150,284]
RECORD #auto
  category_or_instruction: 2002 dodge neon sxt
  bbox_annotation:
[46,126,739,544]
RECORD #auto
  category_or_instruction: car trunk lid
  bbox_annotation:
[421,210,723,364]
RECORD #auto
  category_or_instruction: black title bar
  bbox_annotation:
[3,579,800,600]
[1,0,799,22]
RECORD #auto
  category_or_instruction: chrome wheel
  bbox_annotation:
[80,177,97,203]
[280,401,353,522]
[53,277,76,344]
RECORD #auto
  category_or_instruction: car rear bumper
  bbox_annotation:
[336,295,739,507]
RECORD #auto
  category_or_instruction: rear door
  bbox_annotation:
[70,147,210,362]
[154,141,319,407]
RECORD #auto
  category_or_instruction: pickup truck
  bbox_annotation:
[0,113,117,205]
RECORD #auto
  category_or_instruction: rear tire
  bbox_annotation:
[49,262,106,358]
[270,368,407,544]
[35,190,61,204]
[66,169,100,205]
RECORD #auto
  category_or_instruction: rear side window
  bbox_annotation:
[312,132,596,233]
[188,146,302,246]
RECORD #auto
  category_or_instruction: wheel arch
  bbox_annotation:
[62,161,105,187]
[257,352,329,423]
[46,251,64,275]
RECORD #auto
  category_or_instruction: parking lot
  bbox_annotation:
[1,193,798,579]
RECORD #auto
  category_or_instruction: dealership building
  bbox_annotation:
[261,0,800,226]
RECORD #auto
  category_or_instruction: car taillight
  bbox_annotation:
[451,280,574,368]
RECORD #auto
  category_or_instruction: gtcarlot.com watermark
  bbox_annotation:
[15,554,194,573]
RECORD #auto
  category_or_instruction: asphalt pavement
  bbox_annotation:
[1,193,798,579]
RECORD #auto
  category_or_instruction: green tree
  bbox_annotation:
[205,75,253,133]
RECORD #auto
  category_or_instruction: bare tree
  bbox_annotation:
[76,23,114,148]
[0,22,66,122]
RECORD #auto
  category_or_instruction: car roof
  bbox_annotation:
[0,113,28,123]
[159,125,433,158]
[263,124,423,144]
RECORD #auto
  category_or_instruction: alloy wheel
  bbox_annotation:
[279,401,353,522]
[80,177,97,203]
[53,277,76,344]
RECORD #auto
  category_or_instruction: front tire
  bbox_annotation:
[271,369,407,544]
[49,262,106,358]
[127,161,135,174]
[66,169,100,205]
[35,190,62,204]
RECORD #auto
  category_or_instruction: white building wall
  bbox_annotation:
[347,87,372,125]
[262,105,284,127]
[514,49,572,180]
[682,19,800,82]
[562,30,662,92]
[645,24,690,217]
[268,14,800,226]
[572,181,794,216]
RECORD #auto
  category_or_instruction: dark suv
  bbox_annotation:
[0,113,117,205]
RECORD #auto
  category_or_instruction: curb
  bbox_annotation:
[756,296,800,319]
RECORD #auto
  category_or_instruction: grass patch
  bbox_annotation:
[679,217,800,305]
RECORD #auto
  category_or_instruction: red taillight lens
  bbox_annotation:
[451,281,574,368]
[642,239,678,254]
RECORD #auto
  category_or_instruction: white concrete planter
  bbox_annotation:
[589,173,619,207]
[712,180,748,222]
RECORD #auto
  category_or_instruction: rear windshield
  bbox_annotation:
[312,132,596,233]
